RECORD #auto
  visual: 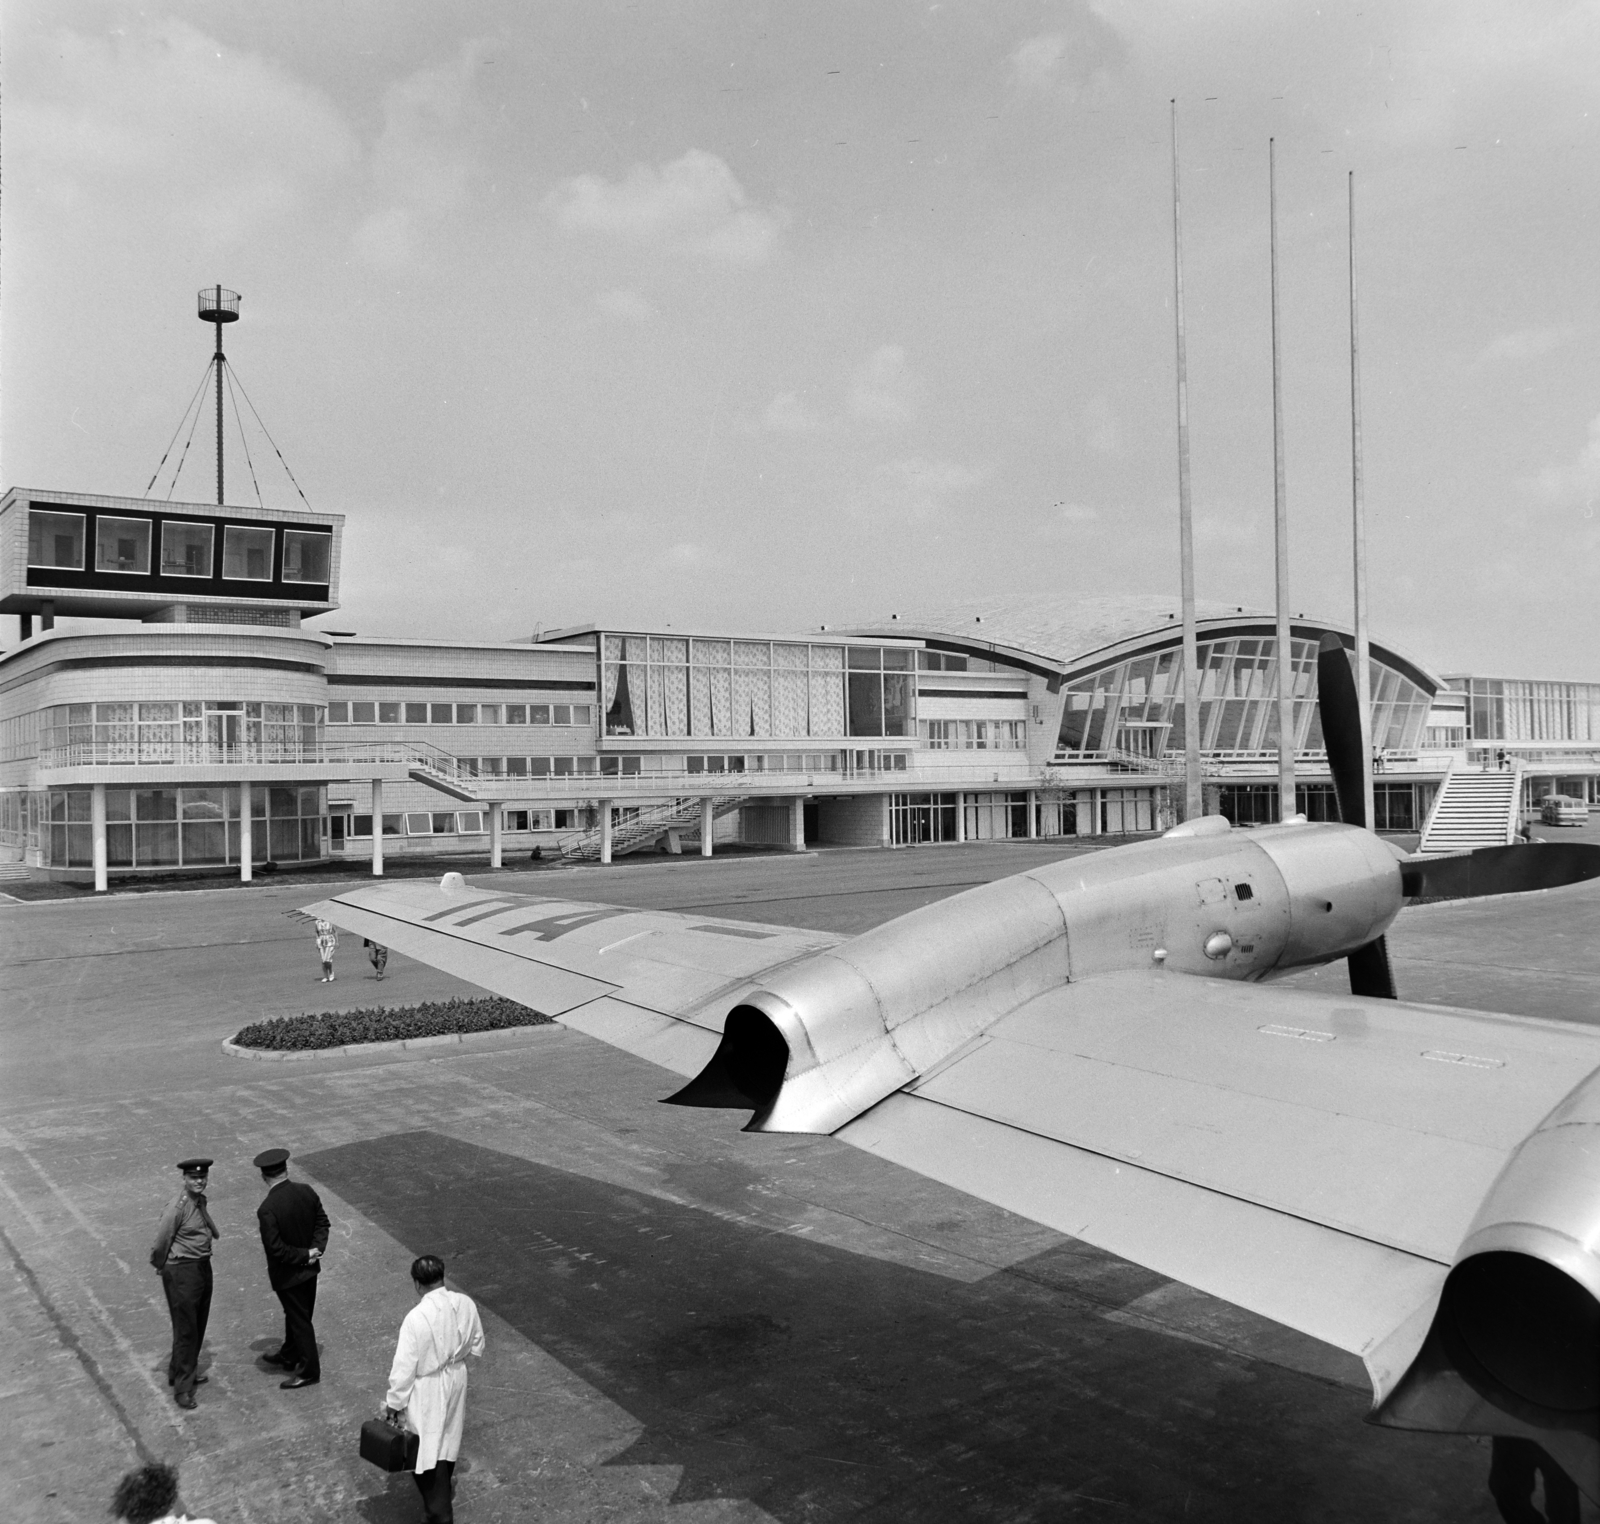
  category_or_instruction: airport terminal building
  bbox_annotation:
[3,485,1597,886]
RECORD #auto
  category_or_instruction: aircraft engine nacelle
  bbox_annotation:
[669,871,1072,1134]
[1373,1065,1600,1493]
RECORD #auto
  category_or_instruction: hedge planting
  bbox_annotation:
[233,996,551,1051]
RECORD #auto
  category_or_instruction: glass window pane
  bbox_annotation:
[222,526,274,580]
[406,813,432,835]
[268,787,299,818]
[431,812,456,834]
[479,704,501,724]
[327,701,349,722]
[847,672,884,736]
[847,647,881,670]
[160,522,214,578]
[531,705,551,725]
[95,516,152,574]
[27,509,85,569]
[455,704,478,724]
[404,703,428,723]
[572,704,591,726]
[430,703,452,723]
[281,529,331,583]
[135,789,177,821]
[378,702,401,724]
[505,704,527,724]
[351,702,375,724]
[881,648,912,670]
[457,811,485,834]
[553,705,572,725]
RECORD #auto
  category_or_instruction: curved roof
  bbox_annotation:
[845,593,1443,694]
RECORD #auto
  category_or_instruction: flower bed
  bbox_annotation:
[233,997,550,1052]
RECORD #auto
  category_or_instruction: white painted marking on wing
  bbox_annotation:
[1259,1024,1336,1043]
[1421,1050,1504,1070]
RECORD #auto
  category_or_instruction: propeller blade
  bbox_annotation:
[1316,632,1367,828]
[1403,841,1600,902]
[1348,935,1397,999]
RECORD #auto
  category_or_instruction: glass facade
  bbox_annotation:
[602,635,876,740]
[27,509,85,569]
[43,785,326,869]
[1057,635,1432,759]
[160,521,214,578]
[1448,677,1600,743]
[39,702,324,766]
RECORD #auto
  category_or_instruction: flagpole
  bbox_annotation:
[1173,101,1203,821]
[1350,171,1375,828]
[1271,140,1296,821]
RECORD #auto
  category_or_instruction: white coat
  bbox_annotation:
[384,1286,486,1472]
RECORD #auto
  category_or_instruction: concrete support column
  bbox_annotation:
[879,794,891,849]
[239,780,253,883]
[1088,789,1102,836]
[700,798,715,857]
[370,778,384,876]
[40,600,55,632]
[20,613,33,641]
[789,796,806,851]
[91,783,108,893]
[953,792,967,844]
[599,801,613,865]
[489,801,502,868]
[1027,789,1038,839]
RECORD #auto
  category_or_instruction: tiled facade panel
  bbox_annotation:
[816,795,889,847]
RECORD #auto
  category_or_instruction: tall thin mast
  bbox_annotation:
[1270,142,1296,820]
[214,284,225,505]
[1349,173,1375,827]
[1172,101,1203,821]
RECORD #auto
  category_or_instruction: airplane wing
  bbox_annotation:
[838,969,1600,1392]
[309,878,1600,1401]
[302,876,842,1079]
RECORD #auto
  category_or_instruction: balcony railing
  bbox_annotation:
[39,740,328,769]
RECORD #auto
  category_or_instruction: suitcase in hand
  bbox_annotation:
[359,1416,420,1472]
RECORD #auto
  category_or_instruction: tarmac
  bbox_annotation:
[5,835,1600,1523]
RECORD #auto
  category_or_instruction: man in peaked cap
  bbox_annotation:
[149,1158,220,1410]
[253,1147,329,1388]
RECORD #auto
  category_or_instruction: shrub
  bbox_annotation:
[234,997,550,1051]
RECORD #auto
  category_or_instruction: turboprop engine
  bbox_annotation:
[670,816,1403,1134]
[1373,1066,1600,1493]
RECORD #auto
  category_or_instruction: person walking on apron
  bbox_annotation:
[314,918,338,982]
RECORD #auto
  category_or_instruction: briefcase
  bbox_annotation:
[359,1416,419,1472]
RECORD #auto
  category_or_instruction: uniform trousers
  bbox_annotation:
[1488,1437,1579,1524]
[161,1257,212,1397]
[414,1459,456,1524]
[273,1276,320,1380]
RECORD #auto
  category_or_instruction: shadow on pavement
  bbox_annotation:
[302,1130,1496,1523]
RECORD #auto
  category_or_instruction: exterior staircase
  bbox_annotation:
[1417,763,1523,855]
[559,796,746,863]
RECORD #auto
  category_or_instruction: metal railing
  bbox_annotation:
[39,741,328,768]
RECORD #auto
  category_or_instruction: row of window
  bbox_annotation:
[920,720,1027,750]
[328,701,592,727]
[335,808,580,840]
[41,702,321,764]
[28,510,330,583]
[42,785,325,869]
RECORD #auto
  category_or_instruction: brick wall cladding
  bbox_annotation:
[817,795,889,846]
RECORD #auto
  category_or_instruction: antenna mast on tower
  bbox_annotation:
[197,286,241,504]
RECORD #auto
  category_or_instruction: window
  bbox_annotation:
[455,704,478,724]
[378,702,401,724]
[479,704,501,725]
[553,756,575,775]
[430,703,452,724]
[222,526,274,581]
[350,815,373,839]
[405,813,434,835]
[160,522,214,578]
[553,705,572,725]
[457,811,485,834]
[351,702,376,724]
[506,810,529,831]
[531,705,551,725]
[573,704,592,726]
[281,529,331,584]
[405,703,429,723]
[505,705,527,724]
[95,516,152,574]
[506,756,528,776]
[327,701,349,723]
[431,812,457,834]
[27,509,85,569]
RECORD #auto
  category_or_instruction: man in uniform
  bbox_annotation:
[149,1157,220,1410]
[253,1146,330,1388]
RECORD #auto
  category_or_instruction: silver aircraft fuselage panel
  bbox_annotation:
[737,821,1405,1135]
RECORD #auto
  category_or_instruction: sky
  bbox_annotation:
[4,0,1598,680]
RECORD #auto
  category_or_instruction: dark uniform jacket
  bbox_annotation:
[257,1179,330,1290]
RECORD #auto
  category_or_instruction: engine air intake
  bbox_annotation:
[665,1005,789,1123]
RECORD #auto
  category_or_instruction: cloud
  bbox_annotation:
[1472,325,1578,369]
[1533,412,1600,506]
[10,20,359,246]
[544,150,786,265]
[1010,13,1126,98]
[353,40,492,268]
[761,391,824,434]
[848,345,923,425]
[849,456,987,527]
[596,288,654,321]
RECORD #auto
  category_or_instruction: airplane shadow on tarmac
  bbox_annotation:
[304,1130,1494,1524]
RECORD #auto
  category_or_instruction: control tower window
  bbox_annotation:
[27,509,85,570]
[282,529,331,584]
[95,517,152,575]
[223,526,274,581]
[161,522,214,578]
